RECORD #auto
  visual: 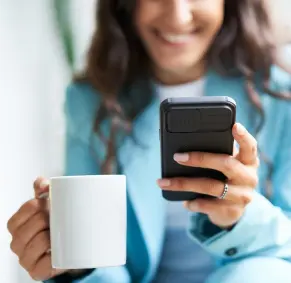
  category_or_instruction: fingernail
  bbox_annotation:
[174,153,189,162]
[40,179,50,190]
[236,124,246,136]
[157,179,171,187]
[183,201,190,209]
[39,192,49,199]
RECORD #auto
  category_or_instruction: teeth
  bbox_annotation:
[160,33,191,44]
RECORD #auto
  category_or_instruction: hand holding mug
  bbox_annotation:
[8,175,127,281]
[7,177,67,281]
[158,123,259,229]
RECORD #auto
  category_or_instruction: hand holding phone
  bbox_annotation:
[159,96,236,201]
[158,96,260,229]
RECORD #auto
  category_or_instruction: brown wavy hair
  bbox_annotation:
[76,0,290,192]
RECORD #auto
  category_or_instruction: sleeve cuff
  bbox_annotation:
[189,213,226,242]
[44,266,131,283]
[44,269,101,283]
[188,192,291,259]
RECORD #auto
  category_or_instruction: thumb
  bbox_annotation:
[33,176,50,199]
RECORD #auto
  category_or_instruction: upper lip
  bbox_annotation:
[156,28,199,35]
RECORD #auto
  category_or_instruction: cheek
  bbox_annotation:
[134,1,154,42]
[200,3,224,36]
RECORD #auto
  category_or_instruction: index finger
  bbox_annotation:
[7,199,47,234]
[233,123,258,166]
[8,178,50,234]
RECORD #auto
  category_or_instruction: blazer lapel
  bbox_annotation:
[117,82,166,282]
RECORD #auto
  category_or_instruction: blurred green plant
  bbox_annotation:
[53,0,74,69]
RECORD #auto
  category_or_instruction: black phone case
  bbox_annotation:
[160,96,236,201]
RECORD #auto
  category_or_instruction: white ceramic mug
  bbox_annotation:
[49,175,127,269]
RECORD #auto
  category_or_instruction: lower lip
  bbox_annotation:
[155,31,196,47]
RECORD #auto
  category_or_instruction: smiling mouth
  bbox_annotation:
[155,28,201,45]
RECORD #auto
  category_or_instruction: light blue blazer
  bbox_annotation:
[47,64,291,283]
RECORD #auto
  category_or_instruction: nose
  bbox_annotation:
[165,0,193,28]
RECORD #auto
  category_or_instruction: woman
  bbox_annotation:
[7,0,291,282]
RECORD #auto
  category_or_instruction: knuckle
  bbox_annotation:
[7,199,46,235]
[251,143,257,156]
[7,217,15,234]
[8,201,37,232]
[10,239,18,254]
[222,156,234,172]
[14,214,48,250]
[19,256,29,270]
[227,206,242,219]
[250,175,259,188]
[241,191,254,206]
[246,169,259,188]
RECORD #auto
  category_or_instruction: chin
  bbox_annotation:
[155,52,202,70]
[158,60,197,73]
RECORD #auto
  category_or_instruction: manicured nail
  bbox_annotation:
[40,179,50,190]
[39,192,49,199]
[157,179,171,187]
[235,124,246,136]
[183,201,190,209]
[174,153,189,162]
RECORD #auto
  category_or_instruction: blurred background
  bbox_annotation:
[0,0,290,282]
[0,1,96,282]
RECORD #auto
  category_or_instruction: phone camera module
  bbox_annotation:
[166,109,201,133]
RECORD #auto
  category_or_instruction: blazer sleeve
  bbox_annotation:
[188,66,291,261]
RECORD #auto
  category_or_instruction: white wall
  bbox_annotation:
[0,0,96,282]
[0,1,70,282]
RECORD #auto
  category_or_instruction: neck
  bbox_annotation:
[153,60,206,86]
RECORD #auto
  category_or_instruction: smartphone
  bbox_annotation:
[160,96,236,201]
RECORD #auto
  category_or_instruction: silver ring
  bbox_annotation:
[219,182,228,199]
